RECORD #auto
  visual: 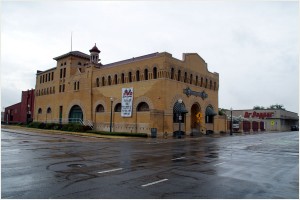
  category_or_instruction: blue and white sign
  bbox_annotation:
[121,88,133,117]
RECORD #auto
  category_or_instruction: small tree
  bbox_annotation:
[268,104,285,110]
[253,105,265,110]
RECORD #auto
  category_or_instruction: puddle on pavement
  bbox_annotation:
[67,164,87,168]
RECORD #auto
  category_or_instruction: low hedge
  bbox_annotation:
[87,130,148,138]
[27,122,91,132]
[26,122,147,137]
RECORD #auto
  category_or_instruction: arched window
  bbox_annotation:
[74,82,77,90]
[195,76,198,86]
[114,74,118,84]
[137,102,150,111]
[121,73,125,83]
[173,101,188,123]
[190,74,193,84]
[108,76,112,85]
[184,72,187,83]
[205,78,208,88]
[96,78,100,87]
[153,67,157,79]
[38,108,42,114]
[136,70,140,81]
[177,70,181,81]
[144,69,148,80]
[171,68,174,80]
[205,106,217,124]
[96,104,105,112]
[128,72,132,82]
[200,77,203,87]
[102,77,105,86]
[77,81,80,90]
[78,62,82,66]
[114,103,122,112]
[47,107,52,114]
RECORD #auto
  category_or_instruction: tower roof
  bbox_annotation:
[89,43,101,53]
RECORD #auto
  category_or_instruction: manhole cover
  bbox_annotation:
[67,164,87,168]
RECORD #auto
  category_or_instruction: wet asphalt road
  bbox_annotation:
[1,128,299,199]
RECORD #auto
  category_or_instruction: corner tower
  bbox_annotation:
[89,43,101,64]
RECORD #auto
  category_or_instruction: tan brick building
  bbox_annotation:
[34,44,223,136]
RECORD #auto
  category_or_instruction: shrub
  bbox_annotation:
[27,122,42,128]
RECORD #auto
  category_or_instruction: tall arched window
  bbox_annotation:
[144,69,148,80]
[114,103,122,112]
[38,108,42,114]
[121,73,125,83]
[47,107,52,114]
[153,67,157,79]
[184,72,187,83]
[200,77,203,87]
[128,72,132,82]
[177,70,181,81]
[74,82,77,90]
[114,74,118,84]
[195,76,198,86]
[102,77,105,86]
[96,104,105,112]
[171,68,174,80]
[136,70,140,81]
[108,76,112,85]
[137,102,150,111]
[190,74,193,84]
[205,78,208,88]
[96,78,100,87]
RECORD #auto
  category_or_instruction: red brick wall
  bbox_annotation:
[4,89,35,124]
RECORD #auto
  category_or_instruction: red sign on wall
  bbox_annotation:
[244,111,274,119]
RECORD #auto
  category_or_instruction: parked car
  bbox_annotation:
[291,125,299,131]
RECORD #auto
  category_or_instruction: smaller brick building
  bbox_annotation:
[4,89,35,124]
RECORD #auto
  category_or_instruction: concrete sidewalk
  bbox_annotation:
[1,125,139,140]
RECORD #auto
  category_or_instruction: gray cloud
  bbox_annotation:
[1,1,298,112]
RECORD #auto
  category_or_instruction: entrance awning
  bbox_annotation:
[205,107,217,116]
[173,102,188,114]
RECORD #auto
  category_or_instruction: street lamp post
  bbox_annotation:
[110,97,113,132]
[178,99,183,139]
[230,107,233,135]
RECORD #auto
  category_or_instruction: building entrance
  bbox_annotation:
[191,103,201,131]
[69,105,83,123]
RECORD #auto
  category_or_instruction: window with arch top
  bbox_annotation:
[137,102,150,112]
[47,107,52,114]
[96,104,105,112]
[114,103,122,112]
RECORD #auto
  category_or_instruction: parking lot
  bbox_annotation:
[1,127,299,198]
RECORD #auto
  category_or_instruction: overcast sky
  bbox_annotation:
[1,1,299,113]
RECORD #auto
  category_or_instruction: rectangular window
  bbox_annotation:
[48,73,50,81]
[63,68,66,78]
[60,69,63,78]
[51,72,54,81]
[62,84,65,92]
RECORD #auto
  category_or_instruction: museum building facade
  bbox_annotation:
[34,44,222,136]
